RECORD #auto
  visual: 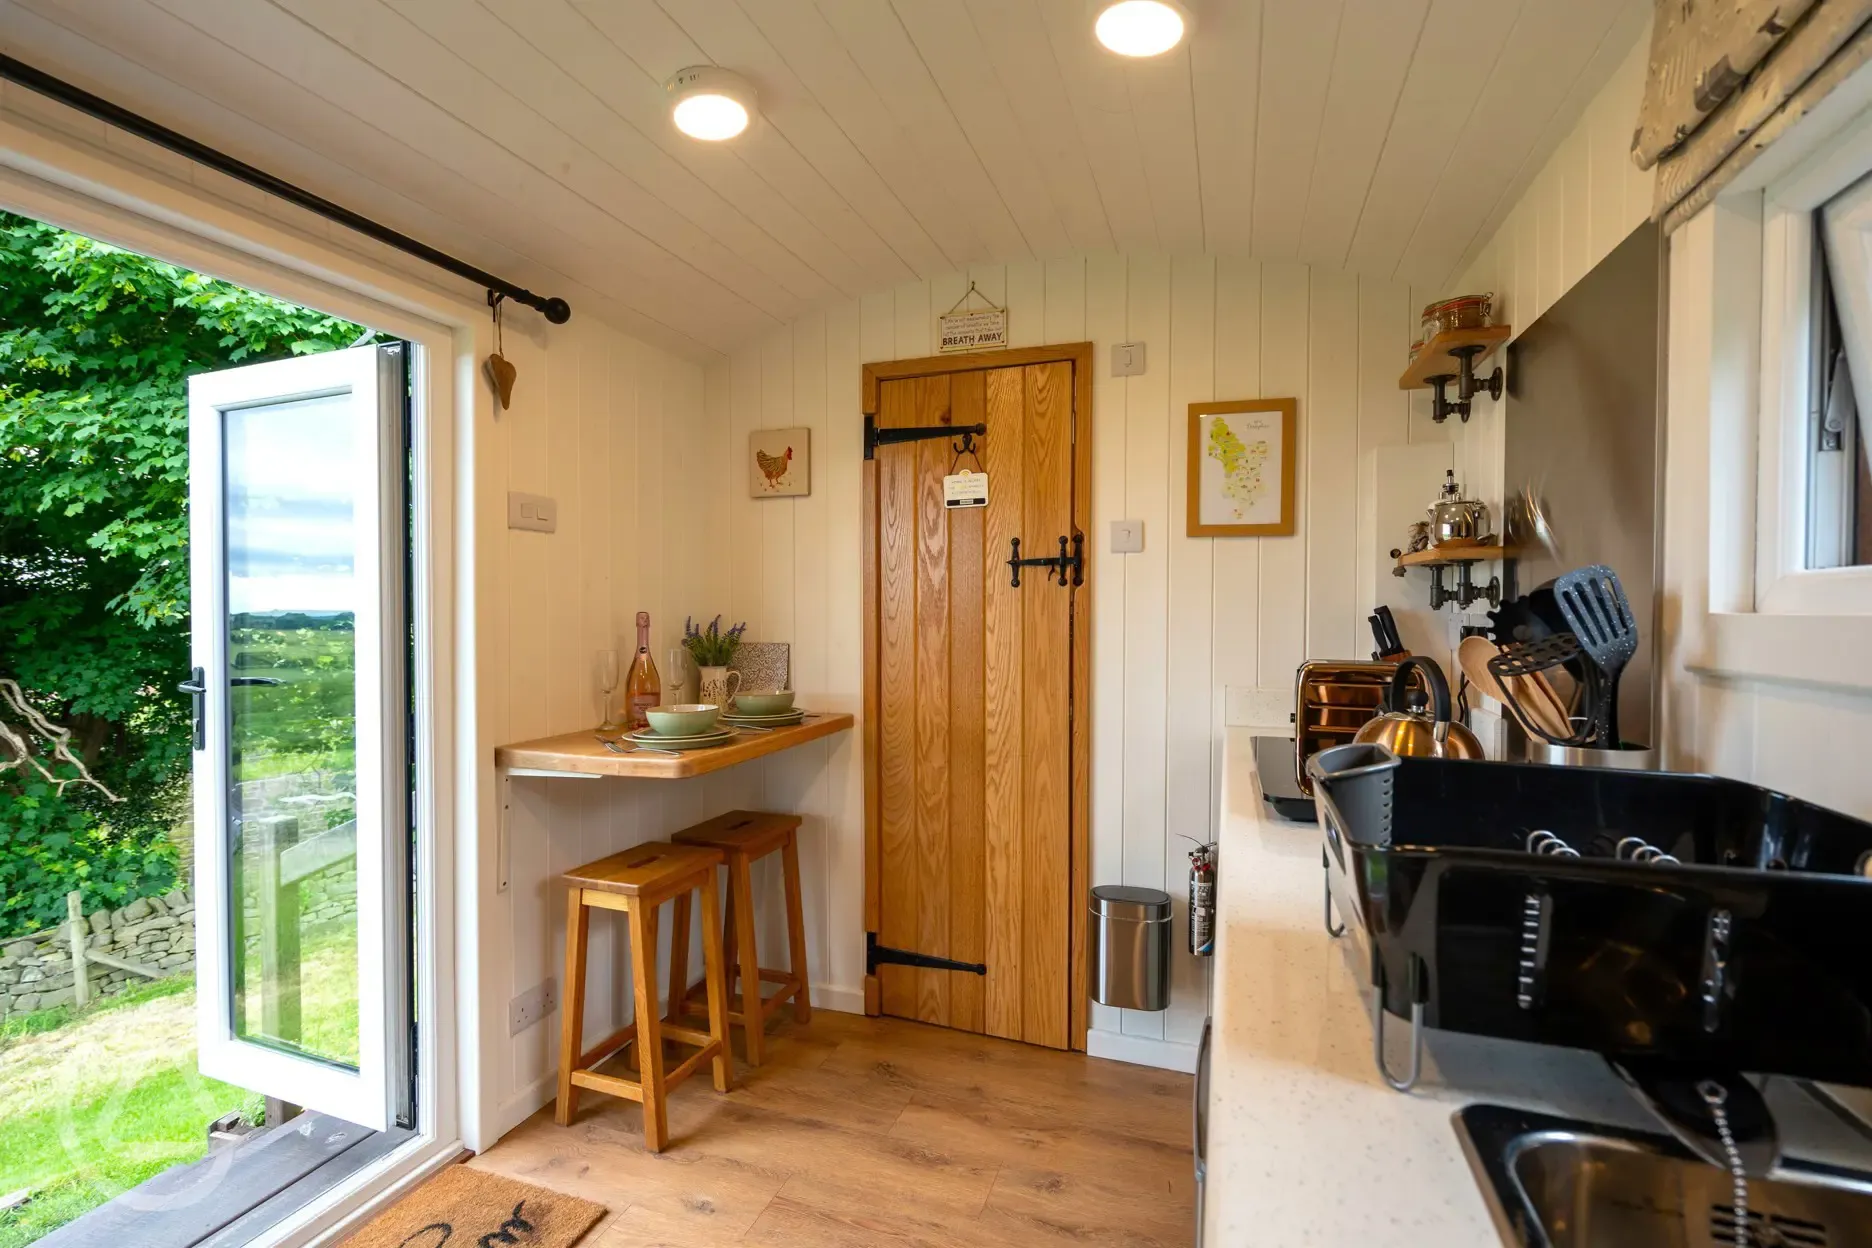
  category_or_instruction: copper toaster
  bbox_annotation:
[1293,660,1400,795]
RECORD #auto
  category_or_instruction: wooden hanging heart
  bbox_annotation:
[484,351,517,410]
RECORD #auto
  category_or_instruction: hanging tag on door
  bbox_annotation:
[943,469,989,509]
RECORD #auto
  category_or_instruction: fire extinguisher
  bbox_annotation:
[1186,838,1217,957]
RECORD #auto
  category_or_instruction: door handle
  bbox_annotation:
[178,667,207,751]
[177,673,282,750]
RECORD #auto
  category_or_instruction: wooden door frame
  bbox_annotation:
[859,342,1094,1051]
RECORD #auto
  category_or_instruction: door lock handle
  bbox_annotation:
[178,667,207,751]
[1007,534,1084,587]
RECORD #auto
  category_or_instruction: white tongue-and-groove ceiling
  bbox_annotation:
[0,0,1648,357]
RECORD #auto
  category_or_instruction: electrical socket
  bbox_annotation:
[507,491,557,533]
[508,978,557,1035]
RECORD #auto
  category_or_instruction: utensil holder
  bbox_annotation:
[1525,740,1656,770]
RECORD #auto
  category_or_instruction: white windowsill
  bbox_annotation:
[1688,610,1872,692]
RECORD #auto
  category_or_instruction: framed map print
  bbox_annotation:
[1187,398,1297,537]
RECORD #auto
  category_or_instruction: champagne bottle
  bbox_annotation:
[625,611,661,728]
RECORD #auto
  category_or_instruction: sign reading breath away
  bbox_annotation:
[938,306,1008,353]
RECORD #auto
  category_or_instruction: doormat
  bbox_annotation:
[338,1165,605,1248]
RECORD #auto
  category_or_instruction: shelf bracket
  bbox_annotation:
[1426,374,1467,423]
[1424,345,1503,424]
[1426,561,1501,612]
[1452,343,1503,405]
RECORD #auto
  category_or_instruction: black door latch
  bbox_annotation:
[1007,534,1083,587]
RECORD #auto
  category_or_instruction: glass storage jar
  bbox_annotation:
[1422,294,1493,339]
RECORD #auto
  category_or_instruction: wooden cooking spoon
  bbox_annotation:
[1458,635,1571,741]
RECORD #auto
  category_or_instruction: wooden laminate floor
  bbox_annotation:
[470,1010,1196,1247]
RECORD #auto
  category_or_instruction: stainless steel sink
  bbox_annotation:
[1455,1104,1872,1247]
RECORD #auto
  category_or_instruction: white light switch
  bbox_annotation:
[1112,342,1146,377]
[1111,519,1144,553]
[507,491,557,533]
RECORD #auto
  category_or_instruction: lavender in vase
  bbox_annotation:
[684,615,747,707]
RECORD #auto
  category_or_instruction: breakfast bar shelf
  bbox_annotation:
[495,713,855,780]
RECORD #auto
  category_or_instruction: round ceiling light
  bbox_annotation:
[666,66,756,141]
[1094,1,1188,57]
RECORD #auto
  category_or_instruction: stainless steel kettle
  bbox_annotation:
[1352,656,1484,760]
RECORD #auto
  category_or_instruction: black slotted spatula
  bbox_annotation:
[1552,564,1637,745]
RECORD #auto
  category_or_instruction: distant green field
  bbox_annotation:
[229,617,357,827]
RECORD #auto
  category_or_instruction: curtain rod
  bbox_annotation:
[0,52,572,325]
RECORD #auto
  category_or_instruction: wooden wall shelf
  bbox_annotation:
[1394,542,1517,569]
[1399,325,1512,390]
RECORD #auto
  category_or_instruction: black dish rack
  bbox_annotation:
[1306,743,1872,1091]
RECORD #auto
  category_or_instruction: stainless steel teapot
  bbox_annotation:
[1428,470,1490,546]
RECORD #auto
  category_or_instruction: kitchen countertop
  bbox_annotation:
[1202,726,1872,1246]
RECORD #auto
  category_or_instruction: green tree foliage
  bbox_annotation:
[0,213,366,937]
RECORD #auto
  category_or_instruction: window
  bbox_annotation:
[1746,111,1872,617]
[1663,54,1872,695]
[1813,175,1872,569]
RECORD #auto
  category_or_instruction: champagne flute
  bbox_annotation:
[596,649,621,734]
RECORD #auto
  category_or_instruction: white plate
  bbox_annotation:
[624,725,738,747]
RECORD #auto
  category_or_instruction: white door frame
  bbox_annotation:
[0,108,484,1244]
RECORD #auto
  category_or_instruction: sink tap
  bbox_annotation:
[1609,1057,1783,1178]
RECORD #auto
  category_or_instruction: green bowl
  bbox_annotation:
[645,703,722,736]
[733,690,796,716]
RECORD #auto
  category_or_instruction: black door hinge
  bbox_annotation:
[864,413,988,460]
[1007,534,1083,587]
[867,931,986,977]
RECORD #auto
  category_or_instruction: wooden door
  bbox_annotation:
[863,350,1088,1050]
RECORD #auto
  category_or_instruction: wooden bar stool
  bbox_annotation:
[556,840,733,1153]
[671,811,810,1067]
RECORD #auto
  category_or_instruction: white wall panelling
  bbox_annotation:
[1446,18,1657,520]
[1423,17,1652,730]
[2,0,1646,355]
[477,300,877,1136]
[712,252,1459,1062]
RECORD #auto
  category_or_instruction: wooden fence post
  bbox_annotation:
[66,890,89,1008]
[252,813,303,1046]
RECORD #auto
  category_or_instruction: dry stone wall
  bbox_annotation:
[1,771,360,1024]
[0,887,195,1019]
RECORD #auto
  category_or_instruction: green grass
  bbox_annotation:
[0,929,358,1246]
[0,973,189,1045]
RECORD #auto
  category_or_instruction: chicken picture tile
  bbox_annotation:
[750,427,810,497]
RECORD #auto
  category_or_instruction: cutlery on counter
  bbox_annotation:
[596,735,681,757]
